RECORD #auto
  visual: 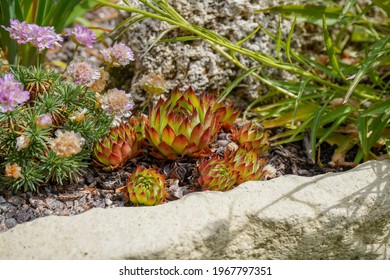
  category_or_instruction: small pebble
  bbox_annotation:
[105,199,113,206]
[82,204,91,211]
[59,208,70,216]
[5,218,17,229]
[65,201,73,208]
[7,196,25,207]
[86,174,95,184]
[0,222,8,232]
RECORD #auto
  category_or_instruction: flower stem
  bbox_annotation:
[63,45,79,73]
[141,91,152,114]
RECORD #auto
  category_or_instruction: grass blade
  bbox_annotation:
[276,16,282,61]
[141,26,178,58]
[339,0,356,20]
[257,4,350,25]
[262,103,319,129]
[286,16,296,67]
[316,114,349,147]
[218,65,262,102]
[344,35,390,103]
[358,113,390,160]
[310,106,326,162]
[322,14,345,79]
[372,0,390,17]
[236,25,261,46]
[361,99,390,116]
[291,78,309,128]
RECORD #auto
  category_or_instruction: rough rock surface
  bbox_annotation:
[0,160,389,260]
[120,0,294,100]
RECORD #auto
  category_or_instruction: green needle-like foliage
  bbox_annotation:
[0,66,111,193]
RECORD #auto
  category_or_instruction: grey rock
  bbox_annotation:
[29,198,46,208]
[65,201,73,208]
[2,204,17,219]
[121,0,295,99]
[4,218,17,229]
[0,160,389,260]
[86,173,95,185]
[15,208,35,223]
[0,196,6,204]
[7,196,25,207]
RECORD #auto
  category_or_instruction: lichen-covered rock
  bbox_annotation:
[120,0,293,100]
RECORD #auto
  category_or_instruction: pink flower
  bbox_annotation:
[65,24,96,48]
[2,19,62,53]
[0,73,30,113]
[98,88,134,118]
[32,25,63,52]
[101,43,134,67]
[35,114,53,129]
[50,130,85,158]
[66,61,101,86]
[2,20,31,44]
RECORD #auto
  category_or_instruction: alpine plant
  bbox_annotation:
[211,100,239,129]
[231,148,268,184]
[93,122,141,171]
[145,87,223,160]
[198,156,239,192]
[231,122,270,156]
[198,147,269,191]
[118,167,167,206]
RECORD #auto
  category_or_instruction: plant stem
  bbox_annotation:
[63,45,79,73]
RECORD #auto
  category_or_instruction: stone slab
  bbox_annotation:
[0,160,389,259]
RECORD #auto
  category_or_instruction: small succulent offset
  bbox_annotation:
[231,148,268,184]
[211,100,240,130]
[145,87,223,160]
[231,122,270,156]
[198,123,270,191]
[117,167,167,206]
[198,157,239,192]
[198,147,269,191]
[93,122,141,171]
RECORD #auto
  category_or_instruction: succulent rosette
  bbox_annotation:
[232,122,270,156]
[231,148,268,184]
[198,156,239,191]
[129,115,146,142]
[145,87,223,160]
[119,167,167,206]
[93,122,141,171]
[211,99,239,129]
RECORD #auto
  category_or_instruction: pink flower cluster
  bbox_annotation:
[65,24,96,48]
[0,74,30,113]
[2,19,63,52]
[101,43,135,67]
[66,61,101,87]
